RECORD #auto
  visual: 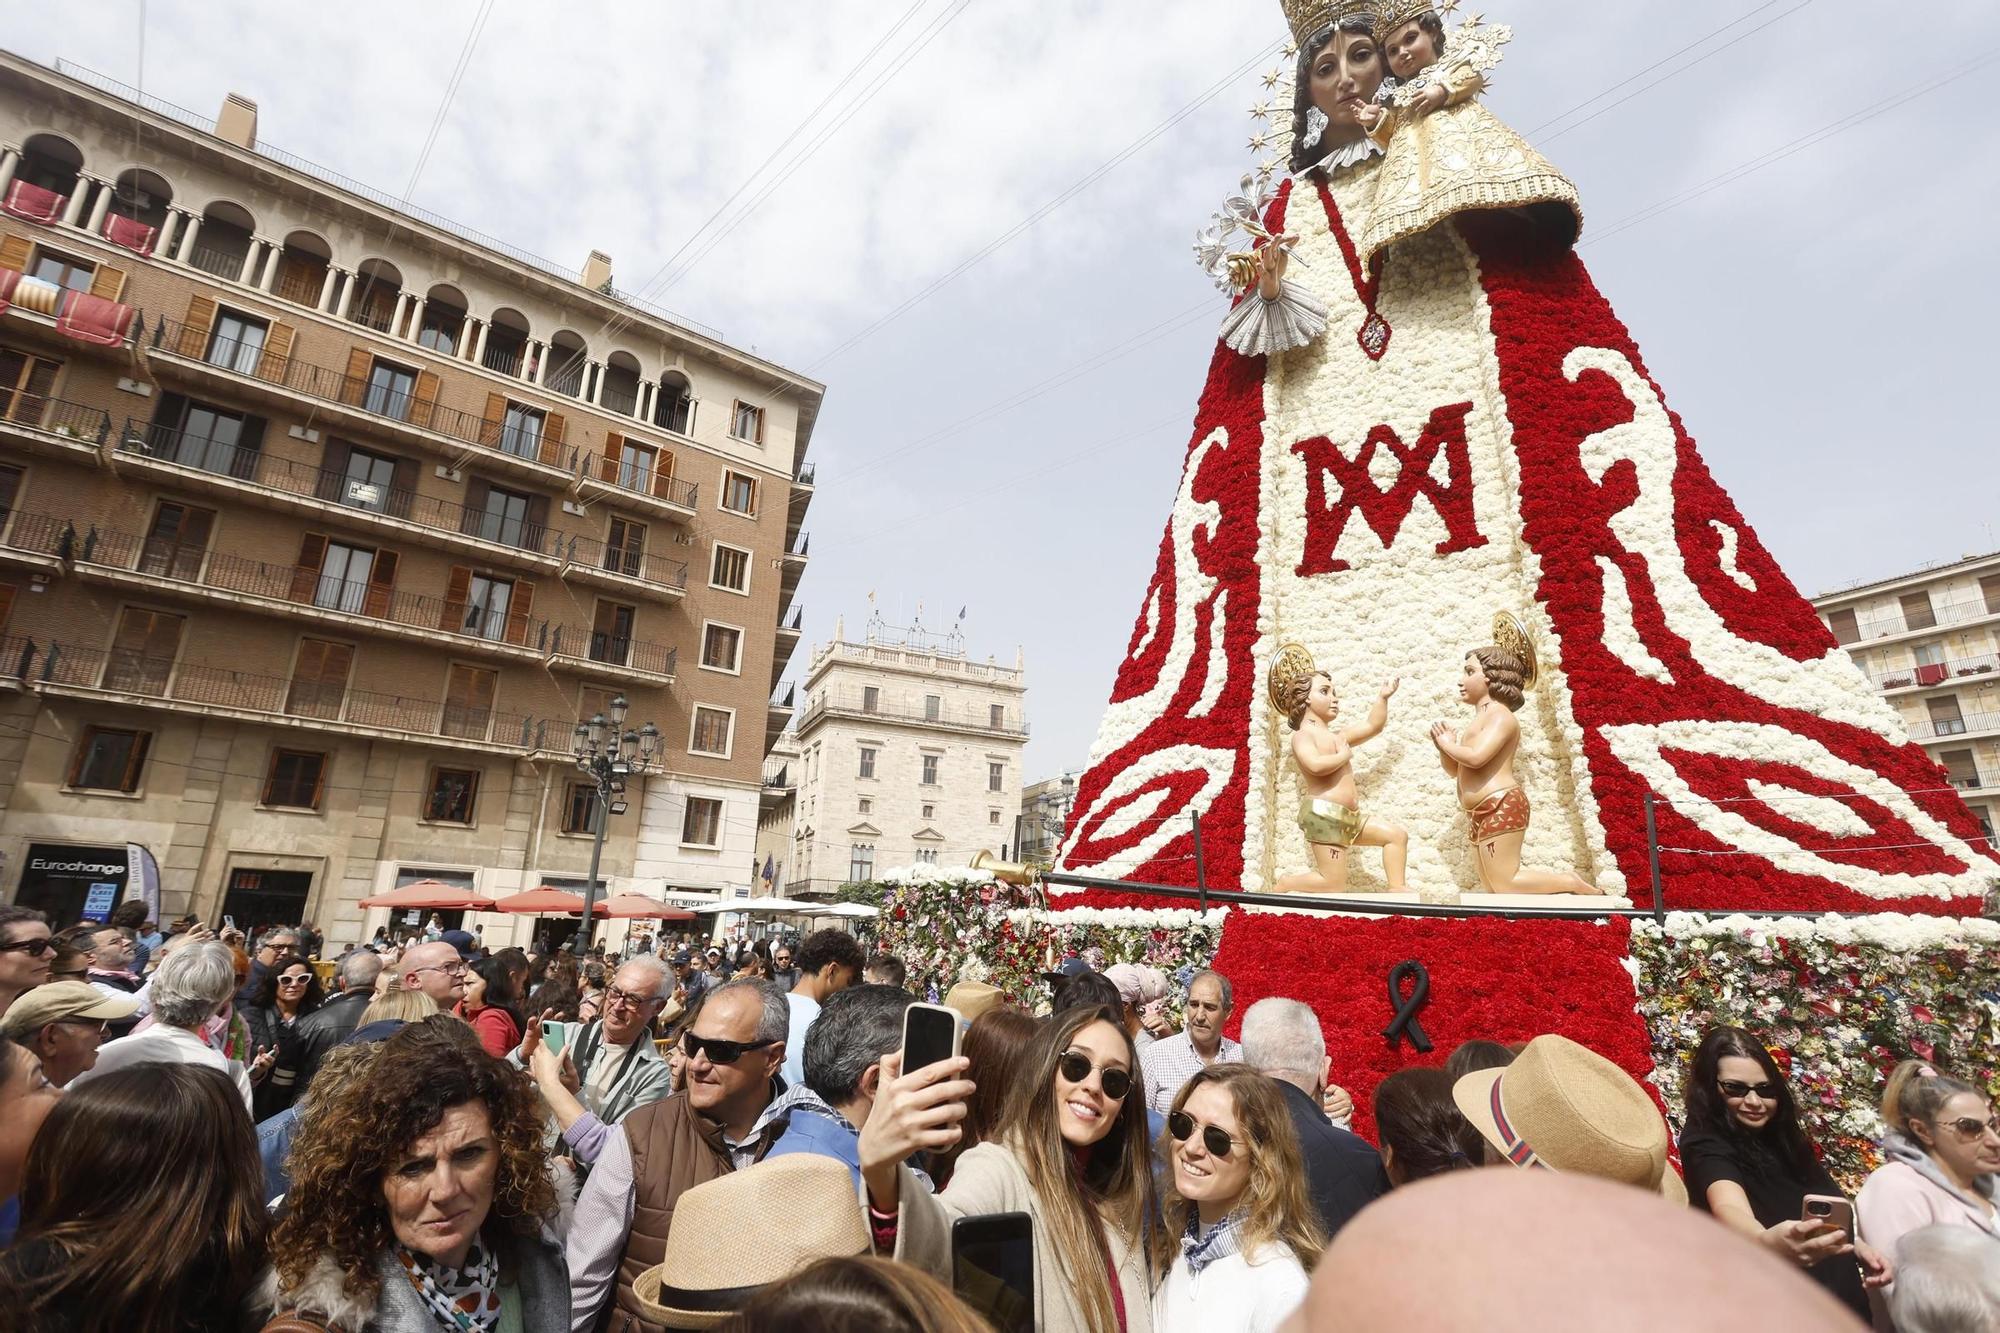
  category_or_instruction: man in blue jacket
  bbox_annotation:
[1241,996,1390,1238]
[765,983,912,1187]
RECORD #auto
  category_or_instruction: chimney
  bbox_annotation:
[216,93,258,149]
[581,250,613,292]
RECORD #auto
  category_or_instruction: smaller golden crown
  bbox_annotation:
[1491,611,1541,690]
[1280,0,1384,44]
[1374,0,1438,39]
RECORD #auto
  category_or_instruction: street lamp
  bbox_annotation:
[570,694,660,955]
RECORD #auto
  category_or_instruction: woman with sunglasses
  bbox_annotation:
[0,905,53,1018]
[1679,1025,1890,1321]
[1152,1064,1324,1332]
[859,1003,1160,1333]
[1857,1060,2000,1279]
[243,951,324,1121]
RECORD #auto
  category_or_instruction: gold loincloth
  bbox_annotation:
[1299,795,1366,848]
[1468,785,1529,841]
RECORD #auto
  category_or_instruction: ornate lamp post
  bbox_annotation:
[570,693,660,956]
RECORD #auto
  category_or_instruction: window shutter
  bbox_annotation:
[390,455,419,518]
[179,294,218,359]
[309,754,328,808]
[481,392,506,448]
[459,478,490,537]
[233,415,267,480]
[441,565,472,631]
[151,391,188,434]
[138,610,185,661]
[363,549,399,618]
[652,449,677,498]
[0,234,30,273]
[341,347,372,406]
[506,579,535,645]
[525,494,550,553]
[411,370,441,430]
[315,438,352,502]
[0,582,14,629]
[88,263,128,302]
[289,533,329,602]
[541,412,568,468]
[600,432,623,483]
[259,321,295,383]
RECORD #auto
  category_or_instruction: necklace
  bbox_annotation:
[1313,176,1390,361]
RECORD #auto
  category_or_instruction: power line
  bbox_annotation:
[403,0,498,200]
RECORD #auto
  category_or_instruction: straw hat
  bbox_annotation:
[1452,1034,1688,1204]
[0,980,138,1037]
[634,1155,870,1327]
[944,979,1004,1024]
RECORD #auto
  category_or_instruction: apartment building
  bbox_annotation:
[0,57,817,942]
[1812,550,2000,847]
[787,614,1027,898]
[1017,771,1079,865]
[753,728,800,895]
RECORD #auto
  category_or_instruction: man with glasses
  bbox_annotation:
[394,939,468,1009]
[567,977,793,1333]
[0,905,53,1020]
[521,958,677,1167]
[767,941,798,993]
[1,979,137,1086]
[237,926,300,1005]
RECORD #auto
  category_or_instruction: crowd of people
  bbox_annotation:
[0,899,1994,1332]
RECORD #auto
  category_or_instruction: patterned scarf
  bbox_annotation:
[396,1239,501,1333]
[1181,1209,1247,1276]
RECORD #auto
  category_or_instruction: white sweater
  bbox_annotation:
[1152,1242,1310,1333]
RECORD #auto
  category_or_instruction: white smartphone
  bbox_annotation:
[1801,1194,1854,1235]
[540,1020,575,1056]
[902,1002,964,1075]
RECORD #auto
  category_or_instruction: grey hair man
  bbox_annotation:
[1241,996,1389,1239]
[523,954,677,1165]
[1887,1225,2000,1333]
[765,983,914,1186]
[1140,968,1242,1115]
[291,949,386,1093]
[78,939,257,1112]
[568,977,794,1331]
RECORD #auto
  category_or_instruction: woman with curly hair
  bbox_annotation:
[263,1014,570,1331]
[1152,1064,1325,1332]
[244,951,324,1120]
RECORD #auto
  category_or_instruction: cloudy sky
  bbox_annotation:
[9,0,1997,777]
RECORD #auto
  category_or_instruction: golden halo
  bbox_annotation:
[1491,611,1540,690]
[1267,642,1319,716]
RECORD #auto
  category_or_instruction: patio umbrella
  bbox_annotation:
[693,897,819,915]
[491,887,610,917]
[804,902,879,920]
[596,893,698,921]
[359,880,498,911]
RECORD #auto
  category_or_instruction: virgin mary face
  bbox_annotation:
[1307,27,1387,136]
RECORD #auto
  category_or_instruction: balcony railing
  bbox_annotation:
[482,340,526,378]
[78,525,551,649]
[1850,598,2000,640]
[601,385,639,417]
[771,682,796,709]
[545,625,677,678]
[777,604,803,632]
[801,687,1028,737]
[0,395,112,445]
[582,451,699,510]
[795,462,816,486]
[0,512,80,561]
[186,243,248,280]
[556,532,689,592]
[785,533,810,559]
[18,638,545,748]
[272,265,328,307]
[1909,710,2000,741]
[116,420,563,559]
[1873,653,2000,691]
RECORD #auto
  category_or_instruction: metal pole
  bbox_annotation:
[574,762,607,957]
[1644,792,1665,924]
[1192,810,1208,912]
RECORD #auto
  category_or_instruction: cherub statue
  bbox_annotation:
[1268,644,1410,894]
[1430,614,1601,895]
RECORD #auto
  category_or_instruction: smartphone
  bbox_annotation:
[223,915,236,931]
[1801,1194,1854,1235]
[952,1212,1034,1333]
[540,1020,574,1056]
[902,1002,963,1076]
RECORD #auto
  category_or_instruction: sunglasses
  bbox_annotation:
[681,1032,778,1066]
[1717,1079,1781,1101]
[1168,1110,1242,1158]
[0,937,55,957]
[1056,1050,1131,1102]
[278,973,314,986]
[57,1018,109,1036]
[1944,1115,2000,1139]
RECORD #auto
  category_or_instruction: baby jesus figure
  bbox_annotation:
[1356,2,1496,145]
[1270,658,1410,896]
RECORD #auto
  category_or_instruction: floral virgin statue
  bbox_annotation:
[1055,0,1999,912]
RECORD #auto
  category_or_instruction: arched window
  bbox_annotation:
[189,201,256,281]
[483,307,530,376]
[601,351,642,417]
[546,331,588,399]
[655,371,694,435]
[347,259,403,333]
[417,283,468,356]
[271,229,332,307]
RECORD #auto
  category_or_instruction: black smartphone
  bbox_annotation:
[952,1212,1034,1333]
[901,1002,962,1076]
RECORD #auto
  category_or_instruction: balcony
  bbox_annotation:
[0,511,74,573]
[1845,598,2000,646]
[554,532,688,599]
[577,449,699,519]
[1872,653,2000,694]
[782,532,810,566]
[543,625,677,685]
[1,268,141,356]
[0,395,111,462]
[144,318,578,484]
[186,243,249,282]
[800,687,1028,738]
[794,461,816,489]
[114,420,563,572]
[70,523,551,662]
[1909,711,2000,743]
[5,638,548,753]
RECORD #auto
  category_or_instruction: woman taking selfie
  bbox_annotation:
[1152,1065,1323,1331]
[1679,1026,1890,1320]
[859,1004,1158,1332]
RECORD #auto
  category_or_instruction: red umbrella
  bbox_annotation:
[597,893,697,921]
[359,880,497,910]
[491,887,610,917]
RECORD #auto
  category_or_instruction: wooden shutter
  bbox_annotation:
[410,370,440,430]
[316,438,352,502]
[89,263,127,302]
[480,392,506,448]
[0,582,14,630]
[540,412,567,468]
[115,607,185,660]
[525,494,550,553]
[505,579,535,646]
[363,549,399,619]
[389,455,419,519]
[179,294,218,358]
[652,450,678,498]
[341,347,371,406]
[258,321,295,383]
[600,432,623,483]
[289,533,329,602]
[0,234,30,274]
[441,565,472,631]
[459,479,490,538]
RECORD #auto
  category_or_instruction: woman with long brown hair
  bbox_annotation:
[721,1255,995,1332]
[1151,1065,1324,1331]
[0,1063,268,1333]
[931,1005,1040,1189]
[860,1003,1159,1333]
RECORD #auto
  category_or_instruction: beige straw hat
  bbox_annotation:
[943,979,1004,1024]
[633,1154,871,1328]
[1452,1033,1688,1205]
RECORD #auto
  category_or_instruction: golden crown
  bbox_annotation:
[1374,0,1437,38]
[1279,0,1383,44]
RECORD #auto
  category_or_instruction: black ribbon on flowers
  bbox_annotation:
[1381,959,1433,1053]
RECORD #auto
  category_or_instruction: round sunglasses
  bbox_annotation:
[1056,1050,1131,1102]
[1168,1109,1242,1158]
